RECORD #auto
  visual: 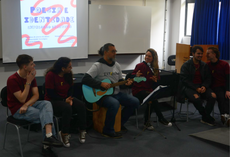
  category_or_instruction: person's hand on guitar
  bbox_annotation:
[101,82,111,90]
[125,78,133,86]
[66,96,73,106]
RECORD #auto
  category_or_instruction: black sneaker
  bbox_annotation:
[201,115,215,126]
[101,131,122,138]
[159,118,172,127]
[43,136,63,147]
[207,115,215,122]
[42,146,58,157]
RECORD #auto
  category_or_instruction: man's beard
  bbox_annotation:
[195,57,202,62]
[108,57,116,62]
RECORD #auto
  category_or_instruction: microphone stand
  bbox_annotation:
[154,68,181,131]
[170,69,181,131]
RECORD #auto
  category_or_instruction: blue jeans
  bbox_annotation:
[13,100,56,139]
[97,92,140,133]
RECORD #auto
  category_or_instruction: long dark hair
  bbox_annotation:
[45,57,73,85]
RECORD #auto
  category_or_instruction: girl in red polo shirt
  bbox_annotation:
[132,49,172,130]
[44,57,86,147]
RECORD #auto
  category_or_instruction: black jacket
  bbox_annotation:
[177,58,211,103]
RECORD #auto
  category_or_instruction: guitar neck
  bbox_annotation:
[110,79,133,88]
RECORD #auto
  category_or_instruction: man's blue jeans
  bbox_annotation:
[97,92,140,133]
[13,100,56,139]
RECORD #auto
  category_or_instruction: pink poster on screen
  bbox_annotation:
[20,0,77,49]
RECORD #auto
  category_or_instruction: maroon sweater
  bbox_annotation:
[132,62,160,96]
[45,71,71,101]
[7,72,37,115]
[207,60,230,90]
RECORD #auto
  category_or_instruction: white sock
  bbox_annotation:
[46,132,52,138]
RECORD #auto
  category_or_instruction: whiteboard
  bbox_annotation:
[89,4,151,55]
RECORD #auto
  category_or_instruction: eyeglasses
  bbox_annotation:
[107,50,117,53]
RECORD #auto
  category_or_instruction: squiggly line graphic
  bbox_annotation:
[22,0,77,48]
[70,0,76,8]
[22,34,43,48]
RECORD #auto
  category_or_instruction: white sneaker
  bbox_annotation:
[59,131,71,147]
[221,114,229,125]
[144,122,154,131]
[167,122,173,127]
[79,131,86,143]
[159,118,172,127]
[222,114,230,127]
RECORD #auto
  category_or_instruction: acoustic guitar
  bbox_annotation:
[82,77,146,103]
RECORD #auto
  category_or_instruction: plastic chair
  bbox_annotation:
[178,98,197,122]
[1,86,33,157]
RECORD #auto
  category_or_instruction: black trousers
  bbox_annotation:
[184,87,215,116]
[212,86,229,114]
[135,90,164,122]
[51,97,86,134]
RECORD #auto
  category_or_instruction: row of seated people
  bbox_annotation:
[6,43,229,157]
[177,46,230,126]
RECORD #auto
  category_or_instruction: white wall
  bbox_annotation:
[165,0,180,70]
[0,0,186,90]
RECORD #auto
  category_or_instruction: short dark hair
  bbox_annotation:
[16,54,33,69]
[98,43,115,56]
[208,47,220,59]
[192,46,203,54]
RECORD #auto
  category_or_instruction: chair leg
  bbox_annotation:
[55,117,60,139]
[15,125,24,157]
[156,116,159,127]
[3,122,9,149]
[186,102,189,122]
[179,103,183,114]
[27,125,31,142]
[135,109,138,129]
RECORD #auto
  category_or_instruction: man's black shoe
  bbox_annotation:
[208,115,215,122]
[42,146,58,157]
[101,131,122,138]
[43,136,63,147]
[121,125,128,132]
[201,116,215,126]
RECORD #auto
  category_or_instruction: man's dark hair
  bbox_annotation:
[16,54,33,69]
[98,43,115,56]
[208,47,220,59]
[191,46,203,54]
